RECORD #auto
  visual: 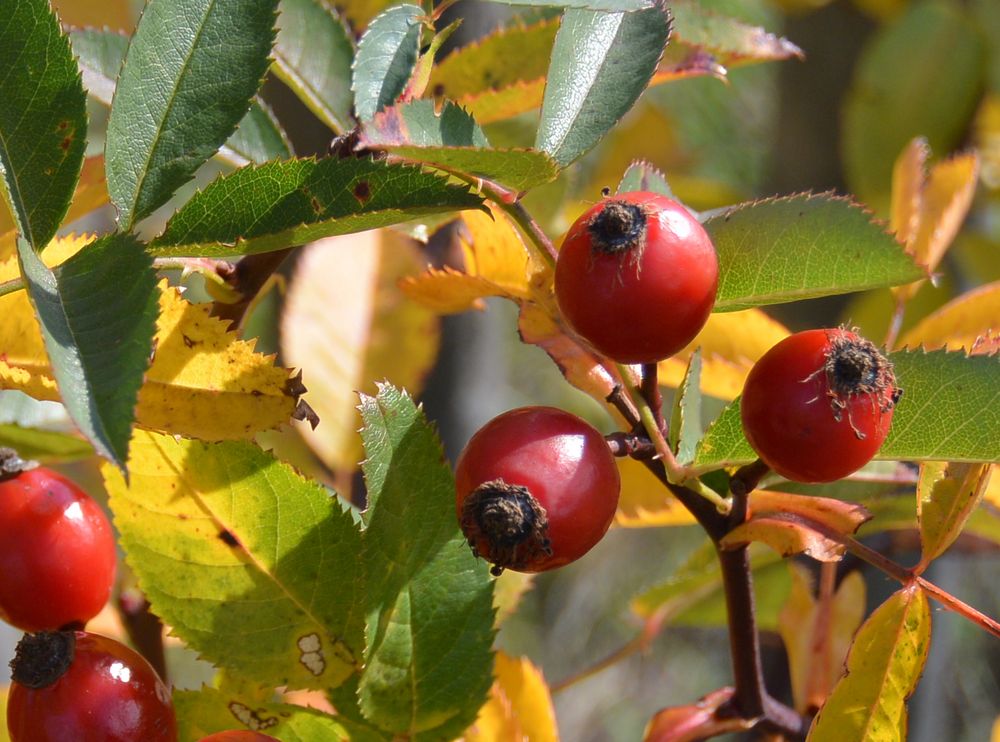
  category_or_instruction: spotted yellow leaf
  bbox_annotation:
[465,652,559,742]
[282,229,439,474]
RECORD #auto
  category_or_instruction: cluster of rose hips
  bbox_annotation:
[455,191,900,575]
[0,455,279,741]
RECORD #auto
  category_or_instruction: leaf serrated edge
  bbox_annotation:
[670,0,804,61]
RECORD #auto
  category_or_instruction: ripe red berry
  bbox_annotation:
[740,328,901,483]
[6,630,177,741]
[0,463,117,631]
[455,407,620,574]
[197,732,280,741]
[555,191,719,364]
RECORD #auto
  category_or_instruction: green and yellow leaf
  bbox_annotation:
[900,280,1000,353]
[916,460,992,569]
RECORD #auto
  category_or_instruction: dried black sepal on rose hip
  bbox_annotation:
[555,191,719,364]
[455,407,620,574]
[740,328,901,484]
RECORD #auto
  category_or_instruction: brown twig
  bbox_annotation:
[210,248,295,330]
[641,362,666,433]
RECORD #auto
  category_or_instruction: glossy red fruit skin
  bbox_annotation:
[555,191,719,364]
[0,467,116,631]
[740,329,899,483]
[197,732,280,741]
[455,407,620,572]
[7,631,178,742]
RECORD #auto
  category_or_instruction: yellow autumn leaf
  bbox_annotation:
[465,652,559,742]
[992,713,1000,742]
[615,455,696,527]
[0,156,111,261]
[889,139,979,302]
[281,230,439,474]
[976,93,1000,191]
[0,235,88,399]
[899,280,1000,352]
[659,309,790,400]
[0,242,301,439]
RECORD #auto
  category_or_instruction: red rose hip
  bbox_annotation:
[0,462,117,631]
[6,630,177,741]
[455,407,620,574]
[740,328,901,483]
[555,191,719,364]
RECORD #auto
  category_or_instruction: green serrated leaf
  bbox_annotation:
[808,586,930,742]
[706,194,926,312]
[670,0,802,66]
[103,432,367,690]
[631,540,790,631]
[359,100,559,190]
[72,28,288,167]
[842,0,984,215]
[0,0,87,249]
[273,0,355,133]
[357,384,494,739]
[492,0,653,10]
[352,4,423,122]
[694,349,1000,473]
[175,686,360,741]
[105,0,279,229]
[881,350,1000,463]
[17,235,158,470]
[617,160,675,198]
[148,157,484,257]
[535,3,671,168]
[670,348,703,466]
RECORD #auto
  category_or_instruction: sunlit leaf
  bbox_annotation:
[104,431,366,690]
[842,0,984,213]
[899,281,1000,353]
[916,460,992,569]
[105,0,279,229]
[17,234,157,470]
[175,686,357,741]
[535,3,671,167]
[0,0,87,250]
[352,4,423,122]
[71,28,288,168]
[465,653,558,742]
[779,565,866,714]
[274,0,355,134]
[357,385,494,740]
[808,586,931,742]
[705,194,925,312]
[280,230,439,473]
[670,0,803,66]
[722,514,849,562]
[149,158,484,257]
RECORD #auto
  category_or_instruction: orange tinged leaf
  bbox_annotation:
[749,490,872,535]
[466,652,559,742]
[899,280,1000,353]
[643,687,748,741]
[722,514,848,562]
[779,565,866,714]
[916,460,992,569]
[808,586,931,742]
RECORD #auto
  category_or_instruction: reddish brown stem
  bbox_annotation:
[210,248,294,330]
[641,362,666,433]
